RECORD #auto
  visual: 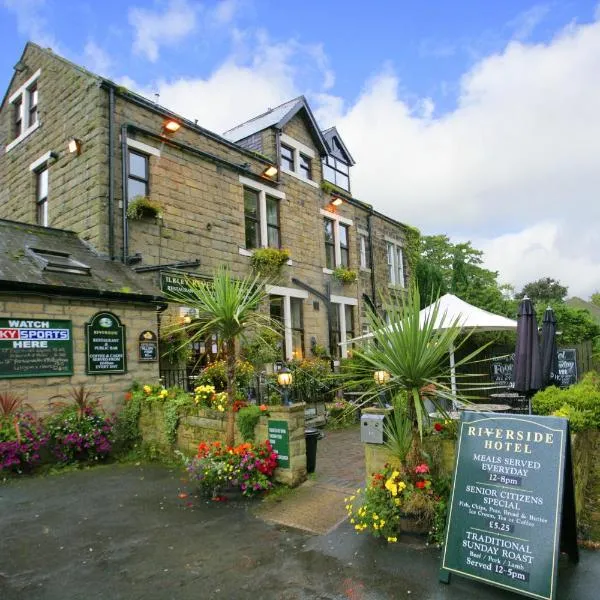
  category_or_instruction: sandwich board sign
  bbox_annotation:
[440,412,578,599]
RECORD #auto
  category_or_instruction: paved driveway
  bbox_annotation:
[0,464,595,599]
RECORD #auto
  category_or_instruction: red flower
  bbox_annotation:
[415,481,426,489]
[259,404,268,412]
[434,423,443,432]
[124,392,133,402]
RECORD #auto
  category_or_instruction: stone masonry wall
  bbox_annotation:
[0,293,160,414]
[0,44,109,252]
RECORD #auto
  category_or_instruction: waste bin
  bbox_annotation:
[305,428,320,474]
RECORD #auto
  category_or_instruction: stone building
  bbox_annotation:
[0,42,416,375]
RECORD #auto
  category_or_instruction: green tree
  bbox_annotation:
[166,267,276,446]
[520,277,568,304]
[591,292,600,308]
[538,302,600,346]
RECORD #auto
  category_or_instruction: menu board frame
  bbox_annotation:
[85,312,127,375]
[268,419,290,469]
[440,412,578,599]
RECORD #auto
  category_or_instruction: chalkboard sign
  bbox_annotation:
[268,420,290,469]
[491,354,515,389]
[86,312,126,374]
[556,349,577,387]
[0,318,73,379]
[440,412,578,599]
[138,330,158,362]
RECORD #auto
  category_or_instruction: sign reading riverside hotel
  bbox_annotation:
[440,412,578,599]
[0,318,73,378]
[85,312,126,374]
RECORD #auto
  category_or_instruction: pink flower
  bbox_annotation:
[414,463,429,474]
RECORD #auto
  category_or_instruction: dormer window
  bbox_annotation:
[322,156,349,191]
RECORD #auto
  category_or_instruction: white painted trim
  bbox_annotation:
[238,247,252,257]
[281,166,319,188]
[266,285,308,299]
[384,235,403,245]
[29,151,53,171]
[357,228,368,236]
[239,175,286,199]
[319,208,353,226]
[5,121,40,153]
[322,267,333,274]
[280,133,316,158]
[127,138,161,157]
[330,295,358,306]
[8,69,41,104]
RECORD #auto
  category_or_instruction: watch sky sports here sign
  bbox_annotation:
[0,318,73,378]
[440,412,578,599]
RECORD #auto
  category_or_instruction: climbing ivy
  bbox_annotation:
[404,225,421,283]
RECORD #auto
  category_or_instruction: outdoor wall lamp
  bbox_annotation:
[182,315,192,324]
[68,138,82,155]
[277,366,293,406]
[374,370,390,407]
[262,165,278,178]
[163,119,181,133]
[331,197,343,207]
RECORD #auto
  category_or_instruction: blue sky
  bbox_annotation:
[1,0,600,297]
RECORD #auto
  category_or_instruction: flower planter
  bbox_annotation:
[398,513,429,536]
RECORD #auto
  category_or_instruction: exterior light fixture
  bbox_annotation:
[277,366,293,405]
[262,165,278,178]
[373,370,390,385]
[183,315,192,324]
[68,138,82,155]
[331,197,343,207]
[163,119,181,133]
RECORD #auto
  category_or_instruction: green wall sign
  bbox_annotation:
[268,420,290,469]
[0,318,73,379]
[85,312,126,374]
[440,412,578,599]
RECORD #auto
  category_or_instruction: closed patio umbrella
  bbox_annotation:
[541,306,559,388]
[512,297,543,414]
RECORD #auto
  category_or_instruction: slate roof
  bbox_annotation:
[322,126,356,166]
[222,96,329,154]
[0,219,165,303]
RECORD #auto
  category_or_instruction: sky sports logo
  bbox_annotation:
[0,322,70,348]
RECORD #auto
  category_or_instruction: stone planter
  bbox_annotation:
[398,513,429,536]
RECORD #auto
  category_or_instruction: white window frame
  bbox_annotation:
[29,151,53,227]
[266,285,308,360]
[6,69,41,153]
[320,209,353,272]
[331,294,358,359]
[358,228,370,271]
[239,175,286,255]
[386,238,405,287]
[126,138,161,157]
[279,133,319,188]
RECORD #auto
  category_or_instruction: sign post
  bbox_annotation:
[440,412,578,599]
[0,318,73,378]
[268,420,290,469]
[85,312,126,374]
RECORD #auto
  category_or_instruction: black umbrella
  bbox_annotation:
[513,297,543,414]
[541,306,559,388]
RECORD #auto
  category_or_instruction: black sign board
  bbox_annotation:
[138,330,158,361]
[440,412,578,599]
[556,349,577,387]
[491,354,515,388]
[0,318,73,378]
[85,312,126,374]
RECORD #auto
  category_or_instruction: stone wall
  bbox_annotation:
[138,402,308,487]
[0,293,160,414]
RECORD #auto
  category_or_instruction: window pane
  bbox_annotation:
[129,151,147,179]
[270,296,283,323]
[339,224,348,248]
[244,188,259,217]
[360,235,367,269]
[299,154,311,179]
[291,298,303,329]
[322,163,335,183]
[245,219,259,249]
[267,225,279,249]
[396,246,404,286]
[37,168,48,201]
[336,172,349,191]
[324,219,334,243]
[266,196,278,225]
[291,330,304,360]
[128,178,147,201]
[340,247,349,268]
[29,86,38,106]
[336,160,349,175]
[324,219,335,269]
[345,305,354,337]
[387,243,394,282]
[281,144,294,170]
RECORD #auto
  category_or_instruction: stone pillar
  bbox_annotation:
[256,403,307,487]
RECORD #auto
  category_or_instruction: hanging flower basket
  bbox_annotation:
[127,196,163,220]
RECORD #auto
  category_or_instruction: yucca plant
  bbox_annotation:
[165,267,279,446]
[344,284,488,444]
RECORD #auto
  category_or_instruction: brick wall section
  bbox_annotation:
[0,45,109,252]
[0,294,160,414]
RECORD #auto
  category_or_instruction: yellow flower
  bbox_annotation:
[159,389,168,398]
[350,518,355,524]
[354,524,361,531]
[387,536,398,543]
[372,513,379,520]
[380,520,385,527]
[143,385,152,394]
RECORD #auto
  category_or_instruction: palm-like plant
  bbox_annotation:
[346,284,487,442]
[166,267,278,446]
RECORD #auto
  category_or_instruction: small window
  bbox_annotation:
[35,167,49,227]
[387,241,405,286]
[359,233,370,269]
[324,219,335,269]
[127,150,149,201]
[322,155,350,191]
[339,223,349,268]
[395,245,405,287]
[244,188,260,249]
[13,96,23,140]
[281,144,294,171]
[344,305,354,344]
[269,296,285,360]
[266,195,280,248]
[290,297,304,359]
[28,248,91,276]
[28,84,38,126]
[330,303,340,358]
[299,153,312,180]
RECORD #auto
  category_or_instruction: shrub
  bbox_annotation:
[126,196,162,220]
[332,266,358,284]
[197,359,255,393]
[0,413,49,474]
[532,372,600,431]
[250,247,290,278]
[289,358,333,403]
[113,388,143,452]
[237,405,268,441]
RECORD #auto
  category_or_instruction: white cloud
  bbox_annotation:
[2,0,61,51]
[83,40,112,76]
[330,17,600,298]
[129,0,198,62]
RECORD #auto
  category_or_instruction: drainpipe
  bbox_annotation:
[108,86,115,260]
[121,123,129,264]
[367,210,377,313]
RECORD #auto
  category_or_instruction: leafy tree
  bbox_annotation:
[165,267,276,446]
[538,302,600,346]
[591,292,600,308]
[520,277,568,304]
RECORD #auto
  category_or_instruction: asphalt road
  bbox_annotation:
[0,464,596,599]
